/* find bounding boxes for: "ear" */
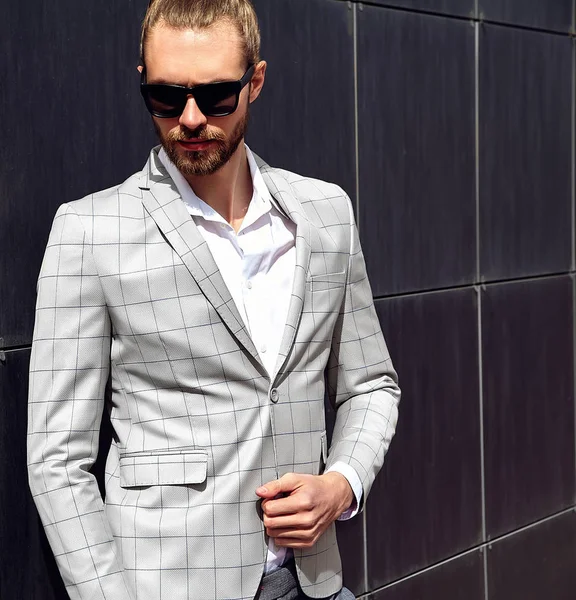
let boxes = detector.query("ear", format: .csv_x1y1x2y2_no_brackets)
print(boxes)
249,61,267,104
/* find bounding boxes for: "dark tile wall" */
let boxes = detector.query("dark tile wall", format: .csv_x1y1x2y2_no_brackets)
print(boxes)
368,288,482,588
369,551,485,600
479,0,574,32
337,517,367,597
0,350,68,600
488,511,576,600
249,0,357,202
357,6,476,296
482,276,575,538
0,0,155,347
2,1,575,599
479,24,572,281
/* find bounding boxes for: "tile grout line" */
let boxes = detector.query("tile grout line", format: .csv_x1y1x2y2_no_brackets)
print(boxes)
474,14,487,564
372,270,576,302
473,24,488,598
572,25,576,505
341,0,570,38
0,345,32,362
362,507,369,596
571,34,575,273
477,286,489,600
571,29,576,510
573,274,576,507
475,19,482,286
1,344,32,354
353,2,361,228
335,0,576,36
483,544,489,600
352,3,369,593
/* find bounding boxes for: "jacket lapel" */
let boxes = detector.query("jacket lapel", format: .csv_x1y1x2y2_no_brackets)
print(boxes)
256,157,312,378
138,150,262,367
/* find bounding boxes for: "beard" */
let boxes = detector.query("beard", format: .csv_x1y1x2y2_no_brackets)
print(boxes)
155,109,250,177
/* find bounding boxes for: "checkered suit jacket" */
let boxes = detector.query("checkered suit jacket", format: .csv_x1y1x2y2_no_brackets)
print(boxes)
28,147,400,600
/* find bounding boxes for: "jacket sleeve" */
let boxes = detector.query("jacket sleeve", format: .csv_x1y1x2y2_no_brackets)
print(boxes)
27,203,133,600
325,194,400,508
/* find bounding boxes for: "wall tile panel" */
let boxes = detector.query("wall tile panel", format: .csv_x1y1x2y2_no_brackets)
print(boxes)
0,349,67,600
336,518,366,597
368,288,482,588
0,0,155,347
479,25,572,280
369,551,484,600
488,511,576,600
479,0,573,32
357,8,476,296
482,276,575,538
249,0,356,202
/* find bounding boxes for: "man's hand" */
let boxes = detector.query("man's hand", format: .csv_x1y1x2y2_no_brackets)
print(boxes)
256,472,354,549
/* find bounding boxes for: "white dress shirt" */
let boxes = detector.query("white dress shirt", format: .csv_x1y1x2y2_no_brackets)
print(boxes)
159,146,362,573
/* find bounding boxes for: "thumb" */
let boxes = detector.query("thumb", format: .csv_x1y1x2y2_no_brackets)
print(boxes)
256,473,300,499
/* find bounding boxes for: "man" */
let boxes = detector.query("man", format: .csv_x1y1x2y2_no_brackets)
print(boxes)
27,1,400,599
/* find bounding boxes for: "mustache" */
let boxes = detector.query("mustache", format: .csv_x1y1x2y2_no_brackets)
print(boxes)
168,126,226,143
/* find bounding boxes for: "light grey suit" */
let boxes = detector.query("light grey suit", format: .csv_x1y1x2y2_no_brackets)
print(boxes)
27,148,400,600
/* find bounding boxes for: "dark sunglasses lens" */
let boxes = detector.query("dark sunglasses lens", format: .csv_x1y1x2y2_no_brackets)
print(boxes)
144,85,186,117
195,82,240,116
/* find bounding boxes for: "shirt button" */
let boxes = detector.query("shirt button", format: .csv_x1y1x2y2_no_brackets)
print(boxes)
270,388,279,403
246,280,253,290
261,345,267,354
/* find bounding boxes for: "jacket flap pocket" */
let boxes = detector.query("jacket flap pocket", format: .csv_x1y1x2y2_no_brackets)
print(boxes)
119,449,208,488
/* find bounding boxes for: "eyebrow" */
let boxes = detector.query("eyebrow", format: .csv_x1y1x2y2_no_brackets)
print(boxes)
148,79,222,87
145,72,242,87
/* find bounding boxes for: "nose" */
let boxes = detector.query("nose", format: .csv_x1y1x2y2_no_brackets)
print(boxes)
179,95,207,131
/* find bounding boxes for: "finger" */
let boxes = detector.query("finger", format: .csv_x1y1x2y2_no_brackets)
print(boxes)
256,473,301,499
264,511,317,531
262,492,313,517
267,526,315,539
271,536,318,549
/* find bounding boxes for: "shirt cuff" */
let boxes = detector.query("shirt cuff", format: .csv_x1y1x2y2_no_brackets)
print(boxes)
325,461,363,520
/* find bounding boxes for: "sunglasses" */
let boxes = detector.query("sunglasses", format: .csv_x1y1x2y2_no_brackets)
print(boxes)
140,65,255,118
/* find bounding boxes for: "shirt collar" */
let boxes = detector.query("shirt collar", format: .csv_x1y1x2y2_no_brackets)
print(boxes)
158,144,279,229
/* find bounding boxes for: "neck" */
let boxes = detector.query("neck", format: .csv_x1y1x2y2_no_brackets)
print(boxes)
184,143,253,232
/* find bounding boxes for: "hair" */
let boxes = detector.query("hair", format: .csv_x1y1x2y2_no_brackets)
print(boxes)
141,0,261,67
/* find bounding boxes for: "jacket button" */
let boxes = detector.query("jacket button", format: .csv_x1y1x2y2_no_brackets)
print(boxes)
270,388,279,403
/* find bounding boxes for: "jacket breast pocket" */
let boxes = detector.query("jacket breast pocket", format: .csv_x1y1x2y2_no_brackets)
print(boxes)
119,448,208,488
306,270,347,293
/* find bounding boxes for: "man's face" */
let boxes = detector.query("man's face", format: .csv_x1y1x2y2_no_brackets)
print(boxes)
143,22,264,177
